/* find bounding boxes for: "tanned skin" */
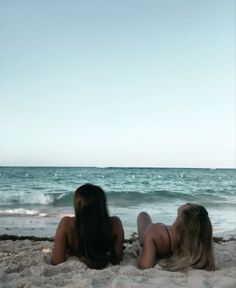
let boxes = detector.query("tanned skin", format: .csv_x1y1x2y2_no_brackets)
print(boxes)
51,216,124,265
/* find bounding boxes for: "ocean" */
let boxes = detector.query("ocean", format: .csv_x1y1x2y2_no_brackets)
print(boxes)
0,167,235,238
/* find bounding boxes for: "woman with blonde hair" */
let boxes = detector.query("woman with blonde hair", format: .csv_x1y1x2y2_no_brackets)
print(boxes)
51,183,124,269
137,203,215,271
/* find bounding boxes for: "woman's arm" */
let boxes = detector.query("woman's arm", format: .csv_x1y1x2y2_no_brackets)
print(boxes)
51,217,68,265
137,212,152,246
110,216,124,264
137,225,158,269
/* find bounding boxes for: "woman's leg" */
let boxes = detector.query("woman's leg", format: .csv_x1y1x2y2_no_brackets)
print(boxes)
137,212,152,246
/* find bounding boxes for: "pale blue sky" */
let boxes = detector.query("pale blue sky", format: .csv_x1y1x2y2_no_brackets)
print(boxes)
0,0,235,167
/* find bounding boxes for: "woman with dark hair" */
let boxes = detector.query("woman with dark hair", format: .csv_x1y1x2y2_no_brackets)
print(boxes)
137,203,215,271
51,184,124,269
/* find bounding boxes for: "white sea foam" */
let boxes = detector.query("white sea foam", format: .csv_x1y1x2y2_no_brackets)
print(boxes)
30,194,52,205
0,193,54,205
0,208,46,217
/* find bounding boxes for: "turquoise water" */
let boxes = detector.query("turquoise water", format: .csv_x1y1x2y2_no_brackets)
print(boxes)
0,167,235,238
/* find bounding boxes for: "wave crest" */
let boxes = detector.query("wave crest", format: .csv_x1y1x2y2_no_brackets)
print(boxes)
0,208,46,217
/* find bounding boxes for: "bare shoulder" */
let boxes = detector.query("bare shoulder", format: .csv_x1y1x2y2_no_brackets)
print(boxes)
56,216,74,233
147,223,164,233
143,223,170,256
59,216,74,225
109,216,124,235
110,216,122,226
143,224,166,244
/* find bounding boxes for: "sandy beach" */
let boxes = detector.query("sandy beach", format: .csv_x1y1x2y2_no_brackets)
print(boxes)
0,236,235,288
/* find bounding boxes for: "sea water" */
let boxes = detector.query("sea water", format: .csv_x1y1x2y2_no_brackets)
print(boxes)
0,167,235,238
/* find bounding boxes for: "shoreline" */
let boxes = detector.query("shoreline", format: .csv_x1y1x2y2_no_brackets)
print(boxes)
1,233,236,243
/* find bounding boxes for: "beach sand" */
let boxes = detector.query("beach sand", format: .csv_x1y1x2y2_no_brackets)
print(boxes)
0,236,235,288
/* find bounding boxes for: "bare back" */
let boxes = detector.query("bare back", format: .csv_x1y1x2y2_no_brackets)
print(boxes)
138,223,175,269
51,215,124,265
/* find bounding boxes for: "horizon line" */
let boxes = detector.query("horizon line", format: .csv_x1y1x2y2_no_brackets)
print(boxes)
0,165,235,170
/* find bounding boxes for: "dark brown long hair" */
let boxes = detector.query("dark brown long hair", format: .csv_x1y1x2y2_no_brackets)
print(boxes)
74,184,113,269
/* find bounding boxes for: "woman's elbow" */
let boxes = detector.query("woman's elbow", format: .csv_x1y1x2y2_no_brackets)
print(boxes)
51,258,59,265
51,258,58,265
110,253,122,265
51,256,65,266
138,262,147,270
137,259,153,270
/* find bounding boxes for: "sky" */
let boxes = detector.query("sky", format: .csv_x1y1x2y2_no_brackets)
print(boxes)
0,0,235,168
